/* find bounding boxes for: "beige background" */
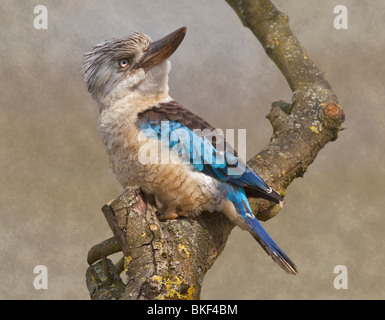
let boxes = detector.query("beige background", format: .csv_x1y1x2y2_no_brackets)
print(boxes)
1,0,384,299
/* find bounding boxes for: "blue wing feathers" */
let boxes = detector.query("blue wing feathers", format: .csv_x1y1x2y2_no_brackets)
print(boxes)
228,169,271,193
138,118,271,192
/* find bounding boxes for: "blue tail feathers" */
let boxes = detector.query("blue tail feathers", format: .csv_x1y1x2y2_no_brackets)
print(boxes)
243,213,298,275
222,184,298,275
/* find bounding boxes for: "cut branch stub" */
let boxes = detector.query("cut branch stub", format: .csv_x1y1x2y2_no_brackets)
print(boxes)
85,258,125,300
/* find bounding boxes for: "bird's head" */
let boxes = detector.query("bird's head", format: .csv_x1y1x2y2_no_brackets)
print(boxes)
82,27,187,109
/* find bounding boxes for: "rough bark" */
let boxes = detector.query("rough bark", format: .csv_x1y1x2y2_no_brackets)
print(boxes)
86,0,345,299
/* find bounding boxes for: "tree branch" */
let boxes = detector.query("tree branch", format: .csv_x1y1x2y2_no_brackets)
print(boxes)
86,0,345,299
226,0,344,220
87,188,233,300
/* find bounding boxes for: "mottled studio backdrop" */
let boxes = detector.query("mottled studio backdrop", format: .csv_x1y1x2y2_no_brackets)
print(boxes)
1,0,384,299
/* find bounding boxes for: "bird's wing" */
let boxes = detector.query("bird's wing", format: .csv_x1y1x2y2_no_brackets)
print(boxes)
136,100,283,204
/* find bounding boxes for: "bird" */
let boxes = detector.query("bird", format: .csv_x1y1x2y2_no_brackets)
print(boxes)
82,27,298,275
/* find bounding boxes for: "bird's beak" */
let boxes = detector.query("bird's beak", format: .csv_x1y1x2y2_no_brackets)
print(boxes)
131,27,187,72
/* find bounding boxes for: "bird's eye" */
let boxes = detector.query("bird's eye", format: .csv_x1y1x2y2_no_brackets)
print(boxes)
119,59,129,68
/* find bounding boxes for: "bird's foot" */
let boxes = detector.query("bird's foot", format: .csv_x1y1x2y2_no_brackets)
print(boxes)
157,206,179,221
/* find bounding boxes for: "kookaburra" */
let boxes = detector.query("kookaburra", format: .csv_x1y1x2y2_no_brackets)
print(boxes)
82,27,298,275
